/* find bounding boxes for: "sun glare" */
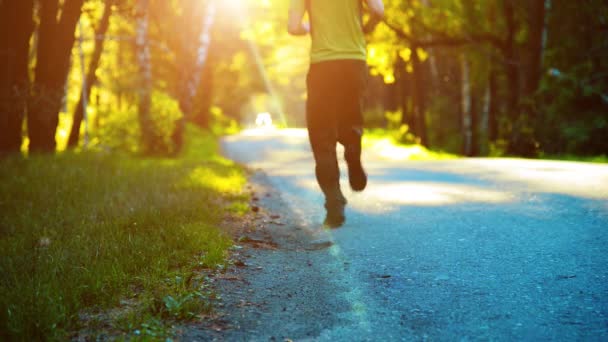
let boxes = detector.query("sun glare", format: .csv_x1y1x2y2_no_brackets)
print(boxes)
217,0,246,12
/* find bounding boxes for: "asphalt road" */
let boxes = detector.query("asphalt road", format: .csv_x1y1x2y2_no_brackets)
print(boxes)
185,128,608,341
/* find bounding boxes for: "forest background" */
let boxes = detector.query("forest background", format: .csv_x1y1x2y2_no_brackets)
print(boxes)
1,0,607,158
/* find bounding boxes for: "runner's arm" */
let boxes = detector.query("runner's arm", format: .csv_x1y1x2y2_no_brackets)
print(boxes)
287,0,310,36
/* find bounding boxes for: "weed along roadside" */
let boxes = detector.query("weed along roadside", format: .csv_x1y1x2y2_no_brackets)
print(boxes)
0,129,249,340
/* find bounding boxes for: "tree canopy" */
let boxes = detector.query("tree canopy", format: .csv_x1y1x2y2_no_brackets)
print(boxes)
0,0,606,157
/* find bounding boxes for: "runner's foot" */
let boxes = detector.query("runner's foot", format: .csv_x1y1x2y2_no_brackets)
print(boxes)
345,146,367,192
324,200,346,228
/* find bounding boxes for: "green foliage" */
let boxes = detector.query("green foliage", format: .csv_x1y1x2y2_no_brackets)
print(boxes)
532,0,608,156
162,290,209,320
384,110,421,145
149,90,184,154
362,0,607,157
91,106,141,153
425,96,462,154
209,106,241,136
0,126,246,340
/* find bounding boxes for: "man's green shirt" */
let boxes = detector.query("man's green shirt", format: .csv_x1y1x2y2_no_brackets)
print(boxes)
291,0,367,64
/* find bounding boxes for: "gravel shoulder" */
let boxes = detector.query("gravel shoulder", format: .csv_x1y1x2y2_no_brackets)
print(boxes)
182,171,354,341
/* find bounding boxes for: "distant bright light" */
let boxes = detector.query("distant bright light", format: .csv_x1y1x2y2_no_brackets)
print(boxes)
255,112,274,128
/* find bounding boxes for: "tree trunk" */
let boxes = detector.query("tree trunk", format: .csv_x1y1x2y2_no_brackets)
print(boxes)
67,0,114,148
487,65,499,142
517,0,546,155
0,0,35,155
503,0,519,125
470,80,479,156
502,0,537,156
481,77,490,154
411,45,428,146
190,58,214,129
135,0,155,154
395,55,411,129
420,0,438,92
503,0,540,156
400,62,415,133
28,0,85,153
523,0,546,100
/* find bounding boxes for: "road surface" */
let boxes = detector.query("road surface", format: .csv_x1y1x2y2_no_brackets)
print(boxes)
185,128,608,341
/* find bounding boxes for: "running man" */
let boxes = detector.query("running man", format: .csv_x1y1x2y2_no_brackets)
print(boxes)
288,0,385,228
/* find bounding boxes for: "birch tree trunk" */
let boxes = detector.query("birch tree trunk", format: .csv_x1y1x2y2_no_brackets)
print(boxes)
172,1,216,152
461,55,473,156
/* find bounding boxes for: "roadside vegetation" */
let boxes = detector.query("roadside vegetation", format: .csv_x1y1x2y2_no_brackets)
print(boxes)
364,128,458,161
535,153,607,164
365,127,607,163
0,127,247,340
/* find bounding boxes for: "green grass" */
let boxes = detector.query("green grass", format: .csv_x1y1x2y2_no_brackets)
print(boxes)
364,129,607,163
0,126,247,340
538,154,608,164
363,129,458,160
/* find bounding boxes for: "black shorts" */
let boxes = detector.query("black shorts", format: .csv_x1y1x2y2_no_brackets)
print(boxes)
306,59,367,144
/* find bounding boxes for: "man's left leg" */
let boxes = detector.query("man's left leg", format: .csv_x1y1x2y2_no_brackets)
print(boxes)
307,61,347,227
309,128,347,227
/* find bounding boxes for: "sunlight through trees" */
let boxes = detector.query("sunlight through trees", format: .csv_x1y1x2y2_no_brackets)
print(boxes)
0,0,606,157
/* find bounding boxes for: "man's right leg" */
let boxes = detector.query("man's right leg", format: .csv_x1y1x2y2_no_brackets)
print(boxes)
337,60,368,192
343,129,367,192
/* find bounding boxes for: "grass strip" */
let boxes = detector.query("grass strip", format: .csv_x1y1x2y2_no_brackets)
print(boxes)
0,127,247,340
538,154,608,164
364,129,607,163
363,129,458,161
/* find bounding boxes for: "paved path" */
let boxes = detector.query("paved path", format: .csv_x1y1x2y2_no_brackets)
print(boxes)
186,128,608,341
